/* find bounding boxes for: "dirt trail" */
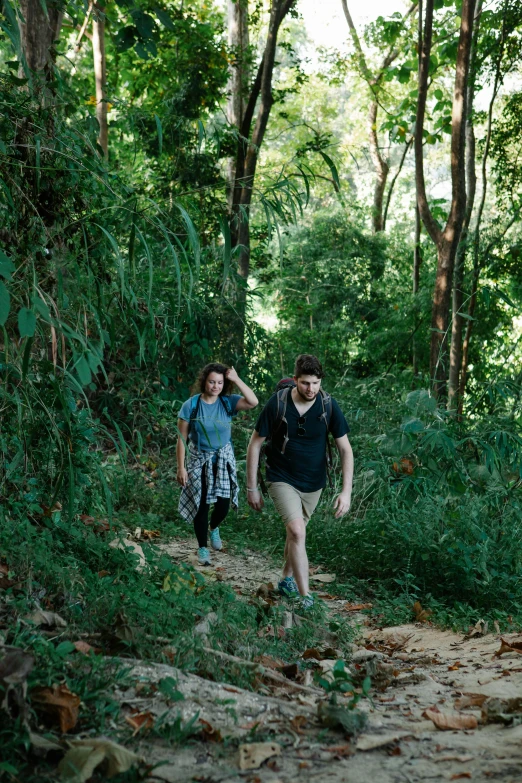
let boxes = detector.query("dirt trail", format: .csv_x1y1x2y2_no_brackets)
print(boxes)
124,538,522,782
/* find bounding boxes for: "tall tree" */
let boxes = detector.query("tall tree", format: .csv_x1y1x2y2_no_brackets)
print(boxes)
341,0,416,233
92,5,108,158
415,0,476,395
226,0,250,209
447,0,483,410
230,0,296,299
19,0,63,77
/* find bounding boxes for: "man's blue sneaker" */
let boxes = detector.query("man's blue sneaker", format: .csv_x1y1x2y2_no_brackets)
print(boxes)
278,576,299,597
209,527,223,551
300,594,315,611
198,547,211,566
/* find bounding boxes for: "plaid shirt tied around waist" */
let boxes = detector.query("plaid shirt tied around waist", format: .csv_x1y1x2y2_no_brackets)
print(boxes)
178,440,239,522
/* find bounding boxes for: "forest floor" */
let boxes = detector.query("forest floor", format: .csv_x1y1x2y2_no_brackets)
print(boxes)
117,537,522,783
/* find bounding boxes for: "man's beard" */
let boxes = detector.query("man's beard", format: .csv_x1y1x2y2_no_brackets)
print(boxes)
296,388,319,402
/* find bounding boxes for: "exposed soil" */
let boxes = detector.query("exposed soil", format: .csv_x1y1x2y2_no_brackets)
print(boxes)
122,538,522,782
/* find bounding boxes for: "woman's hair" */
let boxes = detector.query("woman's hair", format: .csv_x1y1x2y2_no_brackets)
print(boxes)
294,353,324,379
192,362,232,396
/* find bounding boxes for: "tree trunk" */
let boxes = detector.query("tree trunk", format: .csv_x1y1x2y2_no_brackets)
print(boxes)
368,100,389,233
19,0,63,77
231,0,295,281
412,203,422,376
92,7,108,159
458,6,508,412
415,0,476,396
226,0,249,210
447,0,482,410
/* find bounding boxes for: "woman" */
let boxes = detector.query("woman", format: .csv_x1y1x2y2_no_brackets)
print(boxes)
177,363,258,565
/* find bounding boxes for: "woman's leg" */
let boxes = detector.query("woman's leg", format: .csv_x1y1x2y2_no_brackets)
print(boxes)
193,474,210,548
210,496,230,530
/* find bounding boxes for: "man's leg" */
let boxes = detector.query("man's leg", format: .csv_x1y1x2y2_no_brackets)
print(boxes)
282,538,291,577
285,517,309,596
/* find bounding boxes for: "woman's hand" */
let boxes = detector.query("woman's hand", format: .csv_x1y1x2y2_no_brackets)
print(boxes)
226,366,240,385
177,467,188,487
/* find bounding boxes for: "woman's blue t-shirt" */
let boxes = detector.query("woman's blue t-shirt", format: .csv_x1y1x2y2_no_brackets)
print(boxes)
178,394,241,452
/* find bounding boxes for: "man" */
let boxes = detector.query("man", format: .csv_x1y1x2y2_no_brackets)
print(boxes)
246,354,353,609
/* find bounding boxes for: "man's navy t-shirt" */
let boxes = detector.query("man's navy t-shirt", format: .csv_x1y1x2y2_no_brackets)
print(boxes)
255,392,349,492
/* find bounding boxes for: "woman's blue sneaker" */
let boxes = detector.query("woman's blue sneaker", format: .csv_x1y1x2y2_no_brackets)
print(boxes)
300,594,315,611
198,547,211,566
209,527,223,551
278,576,299,597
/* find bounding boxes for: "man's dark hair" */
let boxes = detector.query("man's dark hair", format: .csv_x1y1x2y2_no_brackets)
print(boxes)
192,362,232,396
294,354,324,379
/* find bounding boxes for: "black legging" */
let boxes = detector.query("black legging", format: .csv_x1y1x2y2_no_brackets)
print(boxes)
193,468,230,548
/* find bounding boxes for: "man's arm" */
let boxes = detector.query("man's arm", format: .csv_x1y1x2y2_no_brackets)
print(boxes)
333,434,354,518
246,430,266,511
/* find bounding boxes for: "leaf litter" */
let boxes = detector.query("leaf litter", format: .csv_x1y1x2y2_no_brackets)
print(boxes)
24,535,522,782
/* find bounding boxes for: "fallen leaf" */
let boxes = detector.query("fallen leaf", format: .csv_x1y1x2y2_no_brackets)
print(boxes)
254,655,285,669
256,583,275,598
368,631,413,652
356,732,411,751
448,661,463,671
302,648,322,660
413,601,433,623
162,570,197,595
109,538,146,570
199,719,222,742
323,743,352,757
464,618,488,639
422,708,478,731
79,514,109,534
392,458,414,475
310,573,335,584
454,694,486,710
279,663,299,680
481,695,522,724
434,755,474,763
125,710,154,735
343,603,373,612
290,715,308,734
142,529,160,540
450,775,472,780
493,636,522,657
32,684,80,733
59,738,140,781
26,609,67,628
73,641,95,655
0,649,34,684
238,742,281,771
29,732,64,753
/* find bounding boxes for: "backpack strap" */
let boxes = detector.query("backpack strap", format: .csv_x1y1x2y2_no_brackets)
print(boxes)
273,386,290,454
319,389,334,488
188,394,202,434
219,395,233,417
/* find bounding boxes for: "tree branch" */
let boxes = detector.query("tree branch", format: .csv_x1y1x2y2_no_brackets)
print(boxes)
415,0,443,245
382,136,413,230
73,0,94,53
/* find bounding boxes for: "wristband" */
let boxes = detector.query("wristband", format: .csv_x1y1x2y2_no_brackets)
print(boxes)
247,487,259,492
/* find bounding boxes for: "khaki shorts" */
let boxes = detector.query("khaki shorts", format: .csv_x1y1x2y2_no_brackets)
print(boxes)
266,481,322,525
